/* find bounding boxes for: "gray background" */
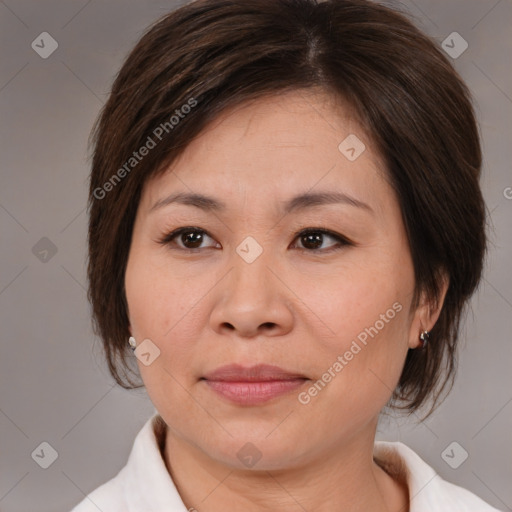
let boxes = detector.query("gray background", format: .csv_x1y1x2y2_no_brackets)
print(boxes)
1,0,511,511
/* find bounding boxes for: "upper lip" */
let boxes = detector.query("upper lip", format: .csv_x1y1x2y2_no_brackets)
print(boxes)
202,364,307,382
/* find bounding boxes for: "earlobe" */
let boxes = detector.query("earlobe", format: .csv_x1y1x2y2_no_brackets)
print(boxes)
419,330,430,349
408,272,450,349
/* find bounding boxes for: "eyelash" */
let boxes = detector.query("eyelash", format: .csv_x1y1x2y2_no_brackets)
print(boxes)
156,226,354,254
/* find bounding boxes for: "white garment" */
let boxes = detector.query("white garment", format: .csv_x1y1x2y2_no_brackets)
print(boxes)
70,413,502,512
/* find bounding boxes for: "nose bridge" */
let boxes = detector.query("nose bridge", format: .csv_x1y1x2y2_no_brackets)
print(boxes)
209,236,293,337
229,235,275,303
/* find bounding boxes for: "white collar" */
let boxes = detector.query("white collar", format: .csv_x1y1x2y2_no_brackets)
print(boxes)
72,413,501,512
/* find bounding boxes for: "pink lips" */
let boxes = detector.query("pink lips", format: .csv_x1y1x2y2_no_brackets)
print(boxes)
202,364,308,405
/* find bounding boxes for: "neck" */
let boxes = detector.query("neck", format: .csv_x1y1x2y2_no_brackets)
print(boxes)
159,419,408,512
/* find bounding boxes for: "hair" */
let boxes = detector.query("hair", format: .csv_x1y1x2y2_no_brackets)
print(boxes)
86,0,486,415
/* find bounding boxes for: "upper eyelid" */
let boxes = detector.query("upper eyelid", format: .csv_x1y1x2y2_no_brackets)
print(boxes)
158,226,352,249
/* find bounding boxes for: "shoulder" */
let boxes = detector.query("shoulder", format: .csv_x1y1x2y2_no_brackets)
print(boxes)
69,471,128,512
69,413,184,512
374,441,503,512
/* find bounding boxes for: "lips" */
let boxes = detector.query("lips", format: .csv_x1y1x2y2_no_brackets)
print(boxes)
201,364,309,405
202,363,307,382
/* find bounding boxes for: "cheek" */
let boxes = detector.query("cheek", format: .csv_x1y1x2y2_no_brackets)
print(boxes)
125,248,211,385
125,247,195,337
297,305,410,433
125,251,206,421
292,256,408,346
296,258,413,409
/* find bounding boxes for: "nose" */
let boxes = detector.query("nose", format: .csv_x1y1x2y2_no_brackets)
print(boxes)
209,248,294,339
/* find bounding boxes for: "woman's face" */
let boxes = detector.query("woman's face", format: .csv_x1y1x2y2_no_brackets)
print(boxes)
125,90,427,470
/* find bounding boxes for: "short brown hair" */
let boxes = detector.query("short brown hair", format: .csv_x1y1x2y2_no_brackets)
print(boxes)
87,0,486,414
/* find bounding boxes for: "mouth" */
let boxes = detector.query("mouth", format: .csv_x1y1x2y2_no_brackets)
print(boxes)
201,364,309,405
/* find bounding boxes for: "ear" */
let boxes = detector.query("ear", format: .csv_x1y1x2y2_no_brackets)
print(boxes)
408,271,450,349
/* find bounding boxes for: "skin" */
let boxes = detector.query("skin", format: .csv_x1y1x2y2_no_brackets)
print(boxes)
124,89,448,512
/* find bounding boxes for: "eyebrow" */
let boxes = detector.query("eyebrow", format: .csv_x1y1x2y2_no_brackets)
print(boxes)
149,191,373,215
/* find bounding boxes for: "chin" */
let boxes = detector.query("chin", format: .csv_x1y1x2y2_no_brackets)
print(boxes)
199,430,309,471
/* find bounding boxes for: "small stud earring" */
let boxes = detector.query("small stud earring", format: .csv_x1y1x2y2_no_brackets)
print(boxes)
419,330,430,349
128,336,137,351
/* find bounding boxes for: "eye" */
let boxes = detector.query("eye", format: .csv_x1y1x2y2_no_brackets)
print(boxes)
157,227,218,251
157,226,353,253
291,228,352,253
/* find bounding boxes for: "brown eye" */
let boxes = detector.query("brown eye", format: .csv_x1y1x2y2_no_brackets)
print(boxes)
178,230,206,249
158,227,218,250
298,232,325,250
157,226,352,254
292,228,352,253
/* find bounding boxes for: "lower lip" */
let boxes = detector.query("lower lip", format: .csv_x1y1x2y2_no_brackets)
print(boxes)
203,379,308,405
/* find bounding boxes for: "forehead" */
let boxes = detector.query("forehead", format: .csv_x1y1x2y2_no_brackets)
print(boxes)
142,90,389,215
